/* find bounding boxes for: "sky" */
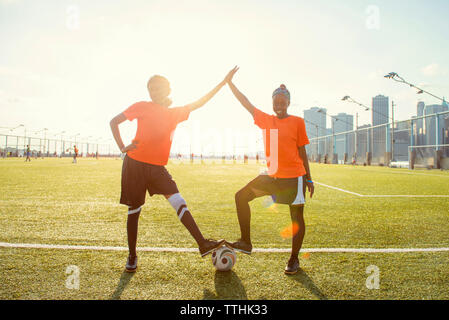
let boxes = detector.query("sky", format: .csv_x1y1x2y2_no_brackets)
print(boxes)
1,0,448,154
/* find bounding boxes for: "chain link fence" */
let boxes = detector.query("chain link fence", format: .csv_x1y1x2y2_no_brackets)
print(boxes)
307,110,449,169
0,134,119,158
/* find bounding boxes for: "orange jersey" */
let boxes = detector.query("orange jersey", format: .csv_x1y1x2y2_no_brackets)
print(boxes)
253,107,309,178
123,101,190,165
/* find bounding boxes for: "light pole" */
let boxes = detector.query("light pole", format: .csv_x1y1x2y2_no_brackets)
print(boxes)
342,95,393,121
58,131,66,156
73,133,80,147
343,96,384,165
317,108,353,164
44,128,48,156
95,137,103,157
384,72,447,103
343,95,396,165
10,124,24,156
34,128,45,156
23,126,27,150
86,136,93,155
342,96,373,164
304,118,327,162
391,101,396,162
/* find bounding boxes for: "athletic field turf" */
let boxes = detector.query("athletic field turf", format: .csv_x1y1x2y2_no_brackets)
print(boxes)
0,158,448,300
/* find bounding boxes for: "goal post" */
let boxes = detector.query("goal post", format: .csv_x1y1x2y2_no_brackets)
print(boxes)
409,144,449,170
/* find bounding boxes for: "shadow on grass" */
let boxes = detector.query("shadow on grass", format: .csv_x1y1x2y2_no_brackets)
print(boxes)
289,269,328,300
110,271,135,300
203,270,247,300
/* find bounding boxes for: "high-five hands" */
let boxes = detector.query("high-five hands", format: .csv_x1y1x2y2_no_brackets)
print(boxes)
224,66,239,84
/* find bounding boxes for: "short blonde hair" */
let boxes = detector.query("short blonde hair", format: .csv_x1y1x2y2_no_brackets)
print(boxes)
147,75,172,107
147,75,170,91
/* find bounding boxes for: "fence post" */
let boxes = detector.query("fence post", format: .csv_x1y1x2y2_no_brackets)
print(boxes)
435,114,441,169
409,119,415,170
385,124,391,166
435,114,440,150
354,128,357,164
332,130,337,164
366,127,371,165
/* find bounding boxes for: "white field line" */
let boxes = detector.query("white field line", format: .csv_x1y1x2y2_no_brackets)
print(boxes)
315,181,449,198
0,199,119,206
0,242,448,253
355,168,449,178
362,195,449,198
314,182,364,197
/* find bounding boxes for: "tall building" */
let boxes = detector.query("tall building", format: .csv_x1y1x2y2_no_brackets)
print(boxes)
372,95,389,126
394,120,411,161
417,101,425,116
444,113,449,149
424,103,449,145
332,113,354,133
416,101,425,145
303,107,327,137
303,107,327,155
331,113,354,161
357,124,371,160
372,95,389,163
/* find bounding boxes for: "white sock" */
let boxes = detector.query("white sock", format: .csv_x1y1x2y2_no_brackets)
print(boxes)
167,193,188,221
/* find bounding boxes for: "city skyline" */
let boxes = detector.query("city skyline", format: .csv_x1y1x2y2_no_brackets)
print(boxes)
1,0,449,152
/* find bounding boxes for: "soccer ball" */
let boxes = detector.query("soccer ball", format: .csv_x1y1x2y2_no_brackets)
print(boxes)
211,245,237,272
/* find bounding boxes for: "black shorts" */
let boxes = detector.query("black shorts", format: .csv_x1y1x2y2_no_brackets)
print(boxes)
120,155,179,208
244,174,306,205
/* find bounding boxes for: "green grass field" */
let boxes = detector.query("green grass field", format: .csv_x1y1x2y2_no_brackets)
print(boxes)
0,158,448,300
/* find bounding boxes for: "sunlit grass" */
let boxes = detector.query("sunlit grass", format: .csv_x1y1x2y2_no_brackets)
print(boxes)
0,158,448,299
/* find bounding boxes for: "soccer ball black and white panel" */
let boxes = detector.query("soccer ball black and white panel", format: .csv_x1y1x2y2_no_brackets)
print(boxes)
211,246,237,271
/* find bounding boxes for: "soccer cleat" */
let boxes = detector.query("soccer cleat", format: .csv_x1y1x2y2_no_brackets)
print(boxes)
226,239,252,255
284,256,300,275
125,255,138,273
199,239,226,257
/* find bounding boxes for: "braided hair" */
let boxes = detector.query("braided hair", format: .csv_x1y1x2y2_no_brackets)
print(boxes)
272,84,290,102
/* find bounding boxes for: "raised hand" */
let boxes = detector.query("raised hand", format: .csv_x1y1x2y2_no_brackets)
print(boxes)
224,66,239,84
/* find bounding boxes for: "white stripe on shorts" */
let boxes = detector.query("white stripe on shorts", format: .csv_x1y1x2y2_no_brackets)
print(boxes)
291,176,305,205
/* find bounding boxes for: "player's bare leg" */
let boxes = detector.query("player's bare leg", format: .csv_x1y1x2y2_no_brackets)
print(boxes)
125,207,141,272
229,187,270,254
285,204,305,274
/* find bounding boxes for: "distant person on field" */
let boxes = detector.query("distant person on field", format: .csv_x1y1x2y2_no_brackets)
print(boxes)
110,69,236,272
73,145,79,163
67,145,79,163
25,145,31,162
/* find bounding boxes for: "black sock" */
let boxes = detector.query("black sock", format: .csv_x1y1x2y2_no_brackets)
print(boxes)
290,205,305,259
127,211,140,257
235,190,253,244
